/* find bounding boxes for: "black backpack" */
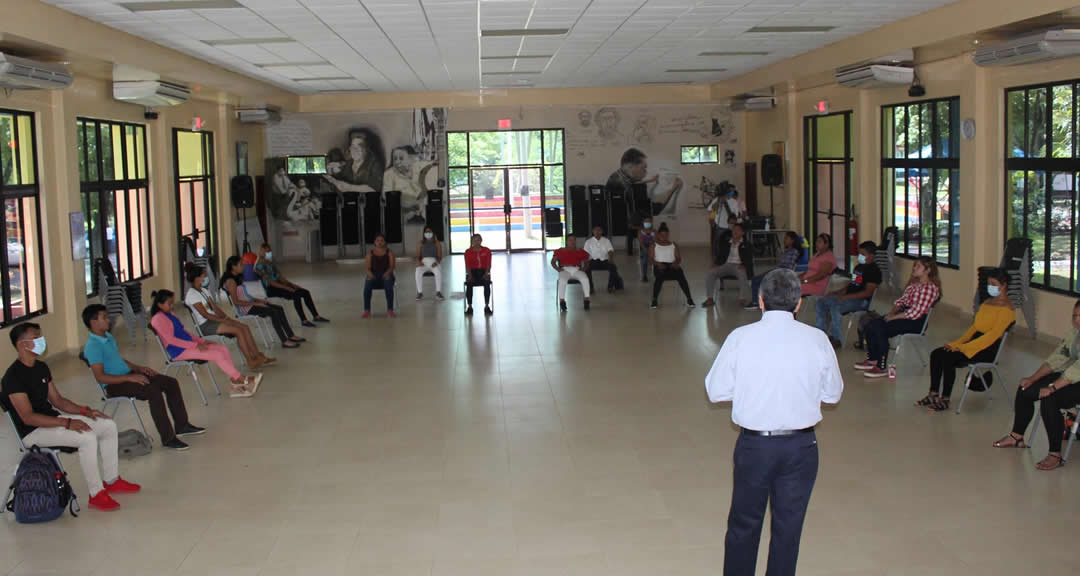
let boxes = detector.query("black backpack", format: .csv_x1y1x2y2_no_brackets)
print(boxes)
969,372,994,392
5,447,78,523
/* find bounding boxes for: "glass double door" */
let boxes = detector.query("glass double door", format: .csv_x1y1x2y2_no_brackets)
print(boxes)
463,167,543,251
804,112,853,270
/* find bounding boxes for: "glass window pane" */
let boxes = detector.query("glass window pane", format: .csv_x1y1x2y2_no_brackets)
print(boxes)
815,114,845,158
1027,170,1047,285
1049,172,1073,290
1008,170,1025,239
16,115,34,185
103,189,117,274
882,108,896,159
893,106,907,158
77,121,87,182
448,168,470,250
935,169,952,263
543,130,563,164
448,133,467,166
177,131,206,177
83,193,93,295
179,182,192,238
89,191,102,284
1029,88,1048,158
86,122,99,182
140,188,152,277
101,124,114,181
919,103,931,158
1052,85,1074,159
1008,90,1026,158
111,125,124,179
136,126,146,179
116,189,130,281
936,101,952,158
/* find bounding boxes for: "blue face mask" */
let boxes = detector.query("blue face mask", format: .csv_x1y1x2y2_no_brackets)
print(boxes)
987,285,1001,298
857,254,867,265
202,277,210,288
264,251,273,261
30,337,46,356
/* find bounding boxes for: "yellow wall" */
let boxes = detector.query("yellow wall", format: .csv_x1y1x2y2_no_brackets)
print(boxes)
0,77,262,367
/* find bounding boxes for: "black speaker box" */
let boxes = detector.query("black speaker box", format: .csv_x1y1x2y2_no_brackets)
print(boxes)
761,154,783,187
570,185,588,237
231,175,255,208
426,189,444,241
384,190,403,243
588,185,607,233
363,191,381,243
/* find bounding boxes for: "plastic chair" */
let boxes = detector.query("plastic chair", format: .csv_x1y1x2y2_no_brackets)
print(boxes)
1027,408,1079,462
954,327,1013,414
556,277,586,310
96,259,147,348
463,277,494,314
77,353,150,442
891,306,936,367
147,325,219,406
219,288,275,350
2,408,80,515
183,303,246,369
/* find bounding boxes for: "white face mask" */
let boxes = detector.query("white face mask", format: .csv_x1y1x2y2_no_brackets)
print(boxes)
264,251,273,261
643,222,653,229
857,254,867,265
424,232,433,240
202,277,210,288
987,285,1001,298
30,337,46,356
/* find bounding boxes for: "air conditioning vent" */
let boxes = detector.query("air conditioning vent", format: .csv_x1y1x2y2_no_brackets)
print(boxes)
0,52,73,90
112,80,190,107
236,107,281,124
835,64,913,89
730,96,775,111
974,28,1080,67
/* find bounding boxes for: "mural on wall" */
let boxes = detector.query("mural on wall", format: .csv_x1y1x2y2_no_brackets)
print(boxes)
267,159,324,223
711,107,737,143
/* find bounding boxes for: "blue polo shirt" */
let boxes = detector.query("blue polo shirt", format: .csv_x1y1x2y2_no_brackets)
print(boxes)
83,331,131,376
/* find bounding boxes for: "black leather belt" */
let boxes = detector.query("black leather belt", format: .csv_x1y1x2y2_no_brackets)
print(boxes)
741,427,814,437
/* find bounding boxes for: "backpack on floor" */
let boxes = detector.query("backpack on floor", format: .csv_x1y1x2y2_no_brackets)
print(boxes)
117,429,152,460
5,446,78,523
969,373,993,392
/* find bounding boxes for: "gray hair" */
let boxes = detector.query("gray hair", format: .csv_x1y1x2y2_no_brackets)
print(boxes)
760,268,801,312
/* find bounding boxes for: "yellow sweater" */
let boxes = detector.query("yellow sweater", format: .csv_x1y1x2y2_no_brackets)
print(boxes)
947,303,1016,359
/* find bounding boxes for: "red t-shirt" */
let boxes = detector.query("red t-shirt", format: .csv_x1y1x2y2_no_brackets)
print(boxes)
465,246,492,270
554,248,589,268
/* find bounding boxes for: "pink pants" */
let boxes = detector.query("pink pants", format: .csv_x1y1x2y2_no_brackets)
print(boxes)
176,343,242,380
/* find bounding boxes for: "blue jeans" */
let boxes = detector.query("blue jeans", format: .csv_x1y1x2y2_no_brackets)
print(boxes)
814,296,868,341
750,274,765,304
364,274,395,311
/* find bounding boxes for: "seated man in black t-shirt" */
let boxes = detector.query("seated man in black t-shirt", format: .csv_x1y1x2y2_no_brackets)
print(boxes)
0,322,141,512
814,241,881,346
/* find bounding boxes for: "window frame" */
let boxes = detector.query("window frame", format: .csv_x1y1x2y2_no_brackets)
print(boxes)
77,117,153,296
1004,79,1080,296
173,129,216,278
680,145,719,164
880,96,960,269
0,108,47,327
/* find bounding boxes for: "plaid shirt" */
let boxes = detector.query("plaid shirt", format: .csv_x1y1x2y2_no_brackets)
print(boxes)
778,247,800,270
895,282,939,320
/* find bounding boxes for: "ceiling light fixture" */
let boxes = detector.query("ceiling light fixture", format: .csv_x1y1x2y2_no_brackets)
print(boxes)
259,62,328,68
665,68,727,73
481,55,554,60
746,26,834,33
121,0,242,11
698,51,770,56
641,81,692,85
295,77,355,82
482,71,542,75
481,29,568,37
204,37,294,46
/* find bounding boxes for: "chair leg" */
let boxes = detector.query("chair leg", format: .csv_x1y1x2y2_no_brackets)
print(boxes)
2,468,16,512
954,369,975,414
1064,419,1078,462
129,399,151,443
187,365,208,406
204,364,221,396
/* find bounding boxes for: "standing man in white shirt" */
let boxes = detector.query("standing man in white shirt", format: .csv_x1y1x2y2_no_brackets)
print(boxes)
583,226,624,294
704,268,844,576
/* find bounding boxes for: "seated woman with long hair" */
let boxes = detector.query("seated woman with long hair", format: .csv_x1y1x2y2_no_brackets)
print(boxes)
855,256,941,378
799,233,837,297
149,290,260,397
916,268,1015,412
993,298,1080,471
184,262,275,369
221,256,304,349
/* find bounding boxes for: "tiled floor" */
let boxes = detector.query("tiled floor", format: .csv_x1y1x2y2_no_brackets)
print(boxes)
0,248,1076,575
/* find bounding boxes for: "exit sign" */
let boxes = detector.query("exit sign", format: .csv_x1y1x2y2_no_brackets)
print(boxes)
498,118,512,130
815,101,829,115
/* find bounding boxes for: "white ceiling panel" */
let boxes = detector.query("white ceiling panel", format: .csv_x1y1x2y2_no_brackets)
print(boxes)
50,0,960,92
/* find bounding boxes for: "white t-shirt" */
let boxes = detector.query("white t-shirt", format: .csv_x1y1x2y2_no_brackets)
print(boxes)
184,288,212,326
583,236,614,261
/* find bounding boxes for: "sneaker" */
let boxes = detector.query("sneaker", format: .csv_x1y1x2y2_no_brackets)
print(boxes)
701,298,715,308
387,310,396,318
361,311,371,319
853,341,865,350
583,300,591,310
105,477,141,494
88,491,121,511
175,424,206,436
416,293,423,300
465,307,474,316
853,360,876,371
302,320,317,328
864,366,890,379
560,300,567,312
163,438,190,451
484,307,493,316
687,300,696,308
314,317,330,323
650,300,658,309
436,292,445,301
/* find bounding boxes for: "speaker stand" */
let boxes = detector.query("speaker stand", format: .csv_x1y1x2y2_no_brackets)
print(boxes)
768,185,775,220
238,206,251,253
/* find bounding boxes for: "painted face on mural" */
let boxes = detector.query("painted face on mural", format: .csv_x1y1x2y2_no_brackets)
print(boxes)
392,148,414,175
272,167,291,195
349,134,368,164
628,160,648,181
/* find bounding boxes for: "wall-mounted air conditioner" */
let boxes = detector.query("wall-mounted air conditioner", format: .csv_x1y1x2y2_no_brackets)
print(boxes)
835,64,913,89
113,80,190,107
974,28,1080,67
236,106,281,124
730,97,775,111
0,52,72,90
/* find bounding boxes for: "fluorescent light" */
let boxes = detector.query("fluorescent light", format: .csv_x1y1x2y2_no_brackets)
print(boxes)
295,77,354,82
746,26,834,33
699,51,769,56
482,71,541,75
259,62,327,68
665,68,727,73
641,81,692,85
481,55,554,60
481,29,568,37
121,0,241,11
204,37,294,46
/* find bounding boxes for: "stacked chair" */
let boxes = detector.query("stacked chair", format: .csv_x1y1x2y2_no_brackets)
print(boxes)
95,258,147,348
974,237,1036,338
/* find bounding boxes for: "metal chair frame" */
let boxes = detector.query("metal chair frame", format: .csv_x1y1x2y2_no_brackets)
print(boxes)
954,330,1013,414
77,353,150,442
147,325,220,406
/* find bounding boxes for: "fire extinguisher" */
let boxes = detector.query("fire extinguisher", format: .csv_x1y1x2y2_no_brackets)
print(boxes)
847,204,859,256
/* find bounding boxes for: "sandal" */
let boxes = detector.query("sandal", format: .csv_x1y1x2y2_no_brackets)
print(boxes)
927,397,950,412
1035,453,1064,471
229,382,255,398
915,394,938,407
282,341,300,349
993,433,1027,449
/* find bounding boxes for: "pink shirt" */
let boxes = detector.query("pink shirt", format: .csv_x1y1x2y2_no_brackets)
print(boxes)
150,312,206,353
801,251,837,296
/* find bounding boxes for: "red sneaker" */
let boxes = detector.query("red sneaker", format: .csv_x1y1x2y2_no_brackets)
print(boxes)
864,366,890,379
88,490,121,511
387,310,396,318
105,477,141,494
361,311,371,319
